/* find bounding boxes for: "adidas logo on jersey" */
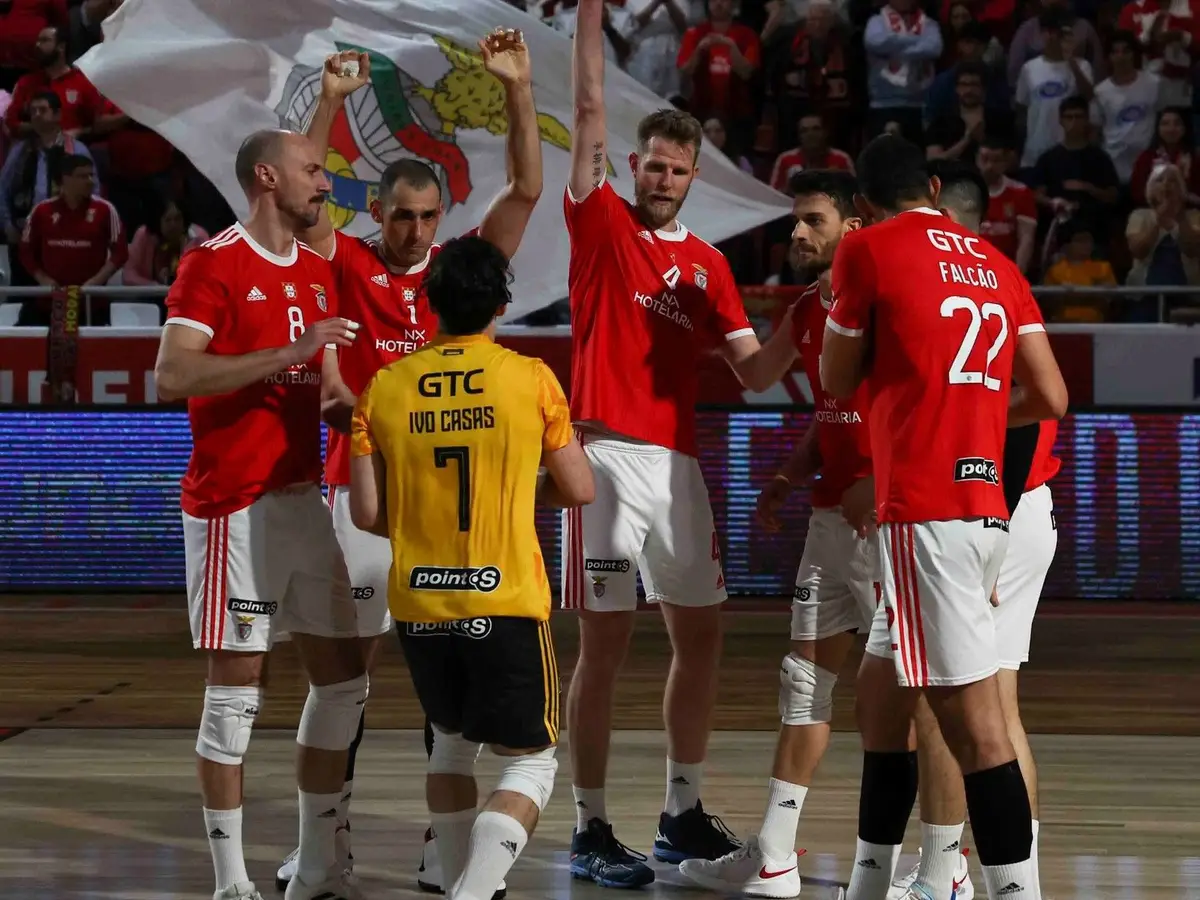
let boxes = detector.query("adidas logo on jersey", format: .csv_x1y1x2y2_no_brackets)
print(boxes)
371,273,389,287
246,286,266,302
638,229,654,243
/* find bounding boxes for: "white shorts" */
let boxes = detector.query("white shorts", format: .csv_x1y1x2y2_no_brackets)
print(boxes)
865,518,1009,688
183,485,357,653
560,436,727,612
791,507,880,641
994,485,1057,670
328,485,393,638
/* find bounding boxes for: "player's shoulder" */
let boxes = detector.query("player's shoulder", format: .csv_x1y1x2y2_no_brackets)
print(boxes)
1000,177,1033,197
27,196,58,220
679,225,731,266
87,194,120,217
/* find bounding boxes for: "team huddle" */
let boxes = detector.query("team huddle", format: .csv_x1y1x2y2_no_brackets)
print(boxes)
155,4,1068,900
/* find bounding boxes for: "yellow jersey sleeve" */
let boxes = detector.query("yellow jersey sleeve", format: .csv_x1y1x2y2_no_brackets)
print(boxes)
535,360,572,453
350,374,378,459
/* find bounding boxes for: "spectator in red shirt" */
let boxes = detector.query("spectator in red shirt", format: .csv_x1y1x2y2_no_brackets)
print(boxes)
768,113,855,191
18,153,126,326
677,0,761,131
0,0,67,92
5,25,104,137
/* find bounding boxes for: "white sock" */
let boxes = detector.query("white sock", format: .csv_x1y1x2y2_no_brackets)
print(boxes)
982,859,1036,899
665,759,703,816
451,810,528,900
204,807,249,891
845,838,902,900
1031,819,1041,896
431,808,477,894
758,778,807,860
297,789,341,884
338,779,353,823
573,786,606,831
913,821,964,898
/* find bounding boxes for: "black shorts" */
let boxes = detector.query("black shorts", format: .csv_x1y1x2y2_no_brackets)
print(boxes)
397,616,560,750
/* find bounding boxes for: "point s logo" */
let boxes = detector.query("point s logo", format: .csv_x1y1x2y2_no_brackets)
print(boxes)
953,456,999,485
409,565,502,593
417,369,485,398
927,228,988,260
405,618,493,639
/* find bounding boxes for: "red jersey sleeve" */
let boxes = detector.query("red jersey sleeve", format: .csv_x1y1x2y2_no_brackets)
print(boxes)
165,247,228,339
705,252,754,343
1014,187,1037,223
1013,278,1046,336
18,204,44,277
737,25,762,67
827,230,877,337
677,25,703,66
563,177,620,246
327,230,356,281
106,204,129,269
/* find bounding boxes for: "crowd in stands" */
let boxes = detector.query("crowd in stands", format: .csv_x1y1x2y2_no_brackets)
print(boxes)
2,0,1199,325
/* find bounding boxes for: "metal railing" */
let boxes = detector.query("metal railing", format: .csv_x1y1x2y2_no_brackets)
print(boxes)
1,283,1198,326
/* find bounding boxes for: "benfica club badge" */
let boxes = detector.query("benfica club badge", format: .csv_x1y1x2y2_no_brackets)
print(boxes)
311,284,328,312
235,615,255,642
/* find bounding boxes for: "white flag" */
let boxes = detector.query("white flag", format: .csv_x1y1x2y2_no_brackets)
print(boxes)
77,0,792,319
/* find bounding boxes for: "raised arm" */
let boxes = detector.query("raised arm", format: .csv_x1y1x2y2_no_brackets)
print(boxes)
476,28,543,261
300,50,372,258
570,0,609,203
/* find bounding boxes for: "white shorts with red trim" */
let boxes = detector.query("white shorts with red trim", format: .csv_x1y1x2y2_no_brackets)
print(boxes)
865,518,1008,687
791,507,880,641
560,436,727,612
994,485,1056,670
182,484,357,653
327,485,393,637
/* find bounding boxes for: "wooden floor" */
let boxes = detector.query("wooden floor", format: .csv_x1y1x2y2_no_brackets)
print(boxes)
1,601,1199,898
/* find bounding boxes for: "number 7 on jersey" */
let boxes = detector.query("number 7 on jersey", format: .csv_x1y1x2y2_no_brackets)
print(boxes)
434,446,471,531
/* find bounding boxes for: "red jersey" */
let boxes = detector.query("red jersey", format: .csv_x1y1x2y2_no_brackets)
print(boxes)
828,207,1046,524
979,178,1036,262
790,282,872,508
769,147,855,192
1119,0,1200,82
564,179,754,456
676,22,762,121
5,66,103,134
165,224,338,518
1026,419,1061,491
19,195,128,287
323,230,441,486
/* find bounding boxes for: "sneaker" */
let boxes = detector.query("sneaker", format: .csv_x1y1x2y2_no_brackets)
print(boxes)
888,848,975,900
214,883,264,900
283,871,366,900
417,828,507,899
678,834,802,899
653,800,741,863
276,825,355,890
570,817,656,889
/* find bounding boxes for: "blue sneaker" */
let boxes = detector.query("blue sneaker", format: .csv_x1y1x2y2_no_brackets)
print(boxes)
570,818,656,889
652,801,740,863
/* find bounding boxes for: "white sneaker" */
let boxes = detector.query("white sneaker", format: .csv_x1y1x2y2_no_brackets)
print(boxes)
214,882,264,900
284,870,367,900
276,825,355,890
678,834,802,899
888,848,975,900
417,829,508,897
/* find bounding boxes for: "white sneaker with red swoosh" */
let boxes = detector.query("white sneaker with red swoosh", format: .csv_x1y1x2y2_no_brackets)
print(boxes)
678,834,802,898
888,847,975,900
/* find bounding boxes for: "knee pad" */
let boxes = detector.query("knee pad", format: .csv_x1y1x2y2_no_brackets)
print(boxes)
779,653,838,726
428,724,482,775
495,746,558,811
297,674,368,751
196,685,262,765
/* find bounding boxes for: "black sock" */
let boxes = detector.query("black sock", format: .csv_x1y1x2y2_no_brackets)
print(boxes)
344,709,365,783
963,760,1033,866
858,750,919,845
424,716,435,759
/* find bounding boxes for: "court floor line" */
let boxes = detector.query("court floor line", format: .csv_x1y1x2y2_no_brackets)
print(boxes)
0,681,131,744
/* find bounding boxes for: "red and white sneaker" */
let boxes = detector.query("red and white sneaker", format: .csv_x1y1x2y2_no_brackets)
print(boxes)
678,834,802,899
888,847,975,900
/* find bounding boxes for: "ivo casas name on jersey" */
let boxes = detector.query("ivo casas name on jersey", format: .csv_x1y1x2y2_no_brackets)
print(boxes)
409,368,496,434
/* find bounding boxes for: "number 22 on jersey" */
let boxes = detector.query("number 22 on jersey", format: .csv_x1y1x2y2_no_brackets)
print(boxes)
941,295,1008,392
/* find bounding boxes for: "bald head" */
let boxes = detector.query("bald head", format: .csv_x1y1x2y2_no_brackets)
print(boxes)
235,129,291,192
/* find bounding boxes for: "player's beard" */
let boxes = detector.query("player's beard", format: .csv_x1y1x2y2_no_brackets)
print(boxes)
636,184,691,231
284,196,324,232
790,243,834,281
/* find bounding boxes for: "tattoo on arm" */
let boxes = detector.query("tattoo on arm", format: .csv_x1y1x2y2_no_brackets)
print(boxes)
591,142,604,187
